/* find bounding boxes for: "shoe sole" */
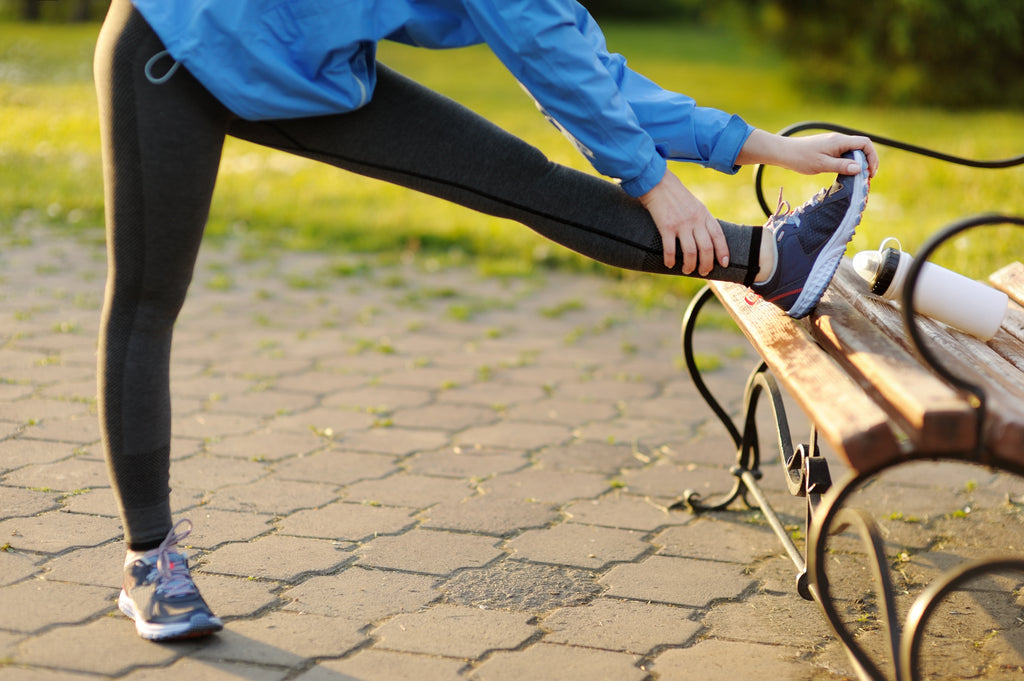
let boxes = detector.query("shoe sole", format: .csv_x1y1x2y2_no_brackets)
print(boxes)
786,150,869,319
119,589,224,641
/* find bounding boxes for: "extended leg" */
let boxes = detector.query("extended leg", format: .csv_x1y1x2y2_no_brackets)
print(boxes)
227,65,761,284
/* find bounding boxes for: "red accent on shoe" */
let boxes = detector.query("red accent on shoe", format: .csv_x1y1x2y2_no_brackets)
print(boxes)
764,287,803,304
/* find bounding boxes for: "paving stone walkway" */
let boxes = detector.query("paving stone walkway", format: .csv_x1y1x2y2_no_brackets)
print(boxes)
1,227,1023,681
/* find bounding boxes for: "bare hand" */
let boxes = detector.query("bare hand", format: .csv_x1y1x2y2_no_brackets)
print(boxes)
737,130,880,178
638,171,728,276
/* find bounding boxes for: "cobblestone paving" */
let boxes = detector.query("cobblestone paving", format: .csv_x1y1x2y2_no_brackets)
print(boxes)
2,228,1023,680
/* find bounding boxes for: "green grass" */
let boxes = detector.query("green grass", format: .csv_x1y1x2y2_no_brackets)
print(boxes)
2,20,1023,306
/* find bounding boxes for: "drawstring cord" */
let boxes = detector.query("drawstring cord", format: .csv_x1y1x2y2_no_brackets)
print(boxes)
145,50,181,85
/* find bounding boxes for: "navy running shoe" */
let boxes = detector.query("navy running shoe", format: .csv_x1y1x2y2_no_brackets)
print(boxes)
751,149,870,318
119,519,223,641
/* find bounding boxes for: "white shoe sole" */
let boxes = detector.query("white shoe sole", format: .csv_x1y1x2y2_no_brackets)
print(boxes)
119,589,223,641
787,150,869,319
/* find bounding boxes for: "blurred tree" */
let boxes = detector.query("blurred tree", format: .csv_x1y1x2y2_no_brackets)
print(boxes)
70,0,94,21
749,0,1024,108
20,0,41,20
580,0,704,20
11,0,108,21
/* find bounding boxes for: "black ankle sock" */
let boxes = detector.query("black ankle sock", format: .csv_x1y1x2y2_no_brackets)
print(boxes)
743,226,763,287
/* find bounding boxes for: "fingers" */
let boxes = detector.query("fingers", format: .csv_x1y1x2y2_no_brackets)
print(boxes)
660,229,676,270
831,134,879,178
640,170,729,277
859,140,880,177
680,231,698,276
709,217,729,270
678,215,728,277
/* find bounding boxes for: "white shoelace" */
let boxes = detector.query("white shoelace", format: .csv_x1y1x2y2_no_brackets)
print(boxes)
145,519,198,599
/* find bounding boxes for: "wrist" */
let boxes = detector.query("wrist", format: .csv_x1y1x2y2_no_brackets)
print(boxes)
621,154,668,198
735,129,788,168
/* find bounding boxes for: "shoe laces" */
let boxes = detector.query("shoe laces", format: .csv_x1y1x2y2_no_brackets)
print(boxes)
795,184,833,214
145,519,199,599
767,182,835,233
765,188,793,228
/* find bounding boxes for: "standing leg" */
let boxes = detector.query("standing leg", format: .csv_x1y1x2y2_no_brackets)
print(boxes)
95,0,228,642
227,64,761,284
95,0,231,550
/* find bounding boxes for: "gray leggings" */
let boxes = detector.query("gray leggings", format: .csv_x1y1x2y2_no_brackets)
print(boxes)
95,0,759,548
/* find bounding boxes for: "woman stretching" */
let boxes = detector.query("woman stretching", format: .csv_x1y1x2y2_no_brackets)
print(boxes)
94,0,877,641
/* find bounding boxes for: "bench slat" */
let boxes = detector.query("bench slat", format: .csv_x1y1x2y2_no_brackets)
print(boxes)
990,262,1024,346
833,263,1024,464
708,279,902,471
987,312,1024,373
990,261,1024,308
900,324,1024,464
832,265,1024,400
808,281,975,454
942,260,1024,465
994,302,1024,346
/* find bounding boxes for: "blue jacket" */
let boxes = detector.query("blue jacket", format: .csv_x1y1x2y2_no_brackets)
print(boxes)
131,0,753,197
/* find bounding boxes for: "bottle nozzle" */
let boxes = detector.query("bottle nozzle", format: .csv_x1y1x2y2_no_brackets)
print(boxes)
854,246,903,296
852,250,880,283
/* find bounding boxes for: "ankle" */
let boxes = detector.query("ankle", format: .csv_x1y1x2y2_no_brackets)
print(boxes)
125,549,149,566
754,235,777,284
125,541,163,566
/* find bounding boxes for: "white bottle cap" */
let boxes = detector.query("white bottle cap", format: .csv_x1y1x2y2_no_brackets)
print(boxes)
852,238,904,297
851,250,879,282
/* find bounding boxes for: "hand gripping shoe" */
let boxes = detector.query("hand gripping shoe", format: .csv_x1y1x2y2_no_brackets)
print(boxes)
751,149,870,319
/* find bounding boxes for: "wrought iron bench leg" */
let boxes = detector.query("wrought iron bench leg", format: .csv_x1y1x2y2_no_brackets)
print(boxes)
675,285,748,513
677,284,832,600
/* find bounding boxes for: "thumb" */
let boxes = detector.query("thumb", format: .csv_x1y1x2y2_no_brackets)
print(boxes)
832,154,864,176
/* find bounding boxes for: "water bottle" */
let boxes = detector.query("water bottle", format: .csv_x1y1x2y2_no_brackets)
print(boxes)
851,238,1008,341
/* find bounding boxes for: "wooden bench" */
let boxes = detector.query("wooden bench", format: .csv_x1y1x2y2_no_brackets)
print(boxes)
680,223,1024,680
708,258,1024,474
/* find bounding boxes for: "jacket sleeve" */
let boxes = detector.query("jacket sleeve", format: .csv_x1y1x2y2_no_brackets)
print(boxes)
460,0,753,197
